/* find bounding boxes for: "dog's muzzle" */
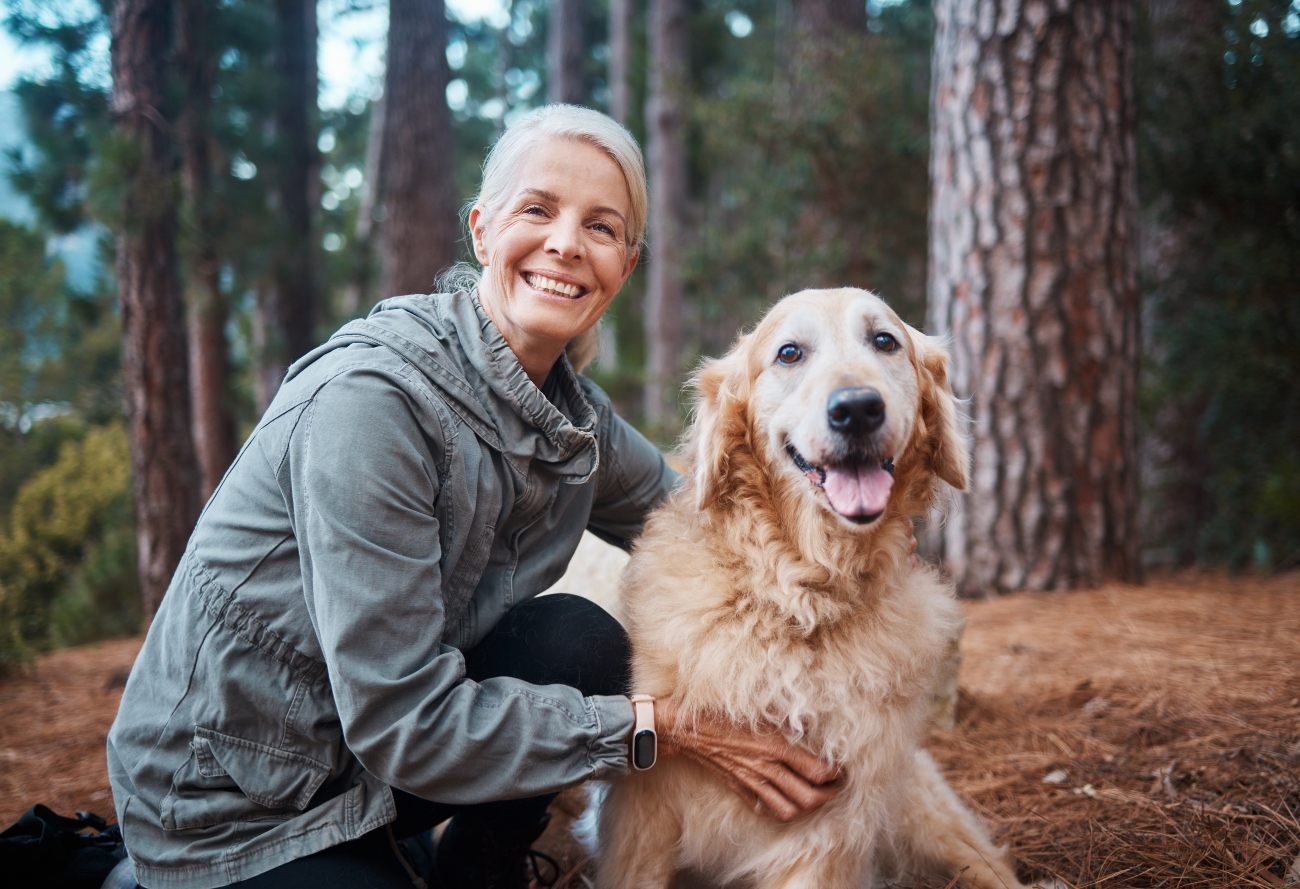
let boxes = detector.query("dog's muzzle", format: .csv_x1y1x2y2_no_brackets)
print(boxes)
787,443,895,525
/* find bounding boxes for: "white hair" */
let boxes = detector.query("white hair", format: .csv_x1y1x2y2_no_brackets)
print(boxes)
476,104,647,249
437,104,648,372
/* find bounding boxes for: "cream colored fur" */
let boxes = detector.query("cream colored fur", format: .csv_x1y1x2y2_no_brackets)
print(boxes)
598,289,1028,889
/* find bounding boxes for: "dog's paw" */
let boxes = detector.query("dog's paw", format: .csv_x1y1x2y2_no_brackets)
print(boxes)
570,780,608,859
1026,878,1070,889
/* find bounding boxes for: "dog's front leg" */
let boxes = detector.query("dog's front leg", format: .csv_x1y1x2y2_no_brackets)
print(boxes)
890,750,1025,889
596,773,683,889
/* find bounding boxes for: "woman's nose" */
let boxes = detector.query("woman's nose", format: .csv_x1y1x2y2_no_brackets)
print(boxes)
545,215,584,260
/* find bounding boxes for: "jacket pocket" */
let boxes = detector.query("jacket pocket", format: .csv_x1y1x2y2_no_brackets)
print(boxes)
160,726,331,831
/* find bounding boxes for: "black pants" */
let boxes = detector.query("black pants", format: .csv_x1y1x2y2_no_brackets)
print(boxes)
223,594,630,888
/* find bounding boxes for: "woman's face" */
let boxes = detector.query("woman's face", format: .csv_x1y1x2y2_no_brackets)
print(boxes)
471,137,638,375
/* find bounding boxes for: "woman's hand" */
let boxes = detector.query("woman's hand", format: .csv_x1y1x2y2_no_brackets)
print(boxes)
653,702,842,822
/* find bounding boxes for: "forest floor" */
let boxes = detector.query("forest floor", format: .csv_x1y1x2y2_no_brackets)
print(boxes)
1,571,1297,888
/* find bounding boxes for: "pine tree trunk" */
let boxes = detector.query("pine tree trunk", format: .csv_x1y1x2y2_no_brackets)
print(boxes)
607,0,632,123
643,0,688,429
270,0,318,369
179,0,236,501
378,0,460,297
548,0,585,105
110,0,201,617
927,0,1141,594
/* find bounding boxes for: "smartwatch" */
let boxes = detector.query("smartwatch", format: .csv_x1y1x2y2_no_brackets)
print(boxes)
629,694,657,770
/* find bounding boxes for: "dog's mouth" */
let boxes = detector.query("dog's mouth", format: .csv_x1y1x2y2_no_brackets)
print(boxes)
787,444,894,525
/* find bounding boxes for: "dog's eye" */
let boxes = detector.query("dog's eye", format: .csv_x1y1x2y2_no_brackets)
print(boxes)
873,332,899,353
776,343,803,365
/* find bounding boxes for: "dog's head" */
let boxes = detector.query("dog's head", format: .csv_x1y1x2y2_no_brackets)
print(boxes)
686,288,967,532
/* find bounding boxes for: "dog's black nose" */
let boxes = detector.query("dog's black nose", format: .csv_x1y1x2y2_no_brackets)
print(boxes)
827,387,885,436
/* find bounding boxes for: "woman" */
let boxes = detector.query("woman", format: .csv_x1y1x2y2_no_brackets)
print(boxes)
107,105,838,889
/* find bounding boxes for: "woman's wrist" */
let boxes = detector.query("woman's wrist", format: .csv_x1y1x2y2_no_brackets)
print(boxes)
629,694,658,770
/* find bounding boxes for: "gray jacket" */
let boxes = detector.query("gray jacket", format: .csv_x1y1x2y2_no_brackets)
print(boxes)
107,291,676,889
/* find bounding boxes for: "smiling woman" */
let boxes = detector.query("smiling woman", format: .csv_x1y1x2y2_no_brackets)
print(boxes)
469,139,639,384
447,105,648,382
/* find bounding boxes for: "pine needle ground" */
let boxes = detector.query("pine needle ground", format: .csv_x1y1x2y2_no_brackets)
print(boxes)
1,572,1296,888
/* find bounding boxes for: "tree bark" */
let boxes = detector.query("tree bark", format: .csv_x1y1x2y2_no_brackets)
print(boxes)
270,0,318,370
378,0,461,297
928,0,1141,594
607,0,631,123
643,0,688,429
178,0,236,501
548,0,586,105
110,0,201,617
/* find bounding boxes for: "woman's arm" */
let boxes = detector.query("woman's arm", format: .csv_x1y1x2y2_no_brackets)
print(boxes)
291,368,634,803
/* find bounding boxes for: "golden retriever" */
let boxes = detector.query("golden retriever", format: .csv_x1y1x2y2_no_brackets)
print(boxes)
598,288,1030,889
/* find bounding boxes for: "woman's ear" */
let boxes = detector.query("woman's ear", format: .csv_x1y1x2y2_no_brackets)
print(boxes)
686,342,752,511
909,327,969,491
469,206,490,265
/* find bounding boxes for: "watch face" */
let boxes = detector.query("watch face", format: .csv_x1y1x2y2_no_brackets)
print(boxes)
633,728,657,770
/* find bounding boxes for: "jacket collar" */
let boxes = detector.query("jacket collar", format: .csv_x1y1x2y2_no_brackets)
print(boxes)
316,291,599,482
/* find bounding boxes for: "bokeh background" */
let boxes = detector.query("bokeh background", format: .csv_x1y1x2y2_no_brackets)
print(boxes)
0,0,1296,666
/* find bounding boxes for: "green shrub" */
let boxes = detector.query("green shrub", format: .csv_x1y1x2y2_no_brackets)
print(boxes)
0,422,138,669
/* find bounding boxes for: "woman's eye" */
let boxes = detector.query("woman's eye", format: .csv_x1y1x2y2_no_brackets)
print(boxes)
776,343,803,365
523,205,547,216
591,221,615,236
873,332,898,353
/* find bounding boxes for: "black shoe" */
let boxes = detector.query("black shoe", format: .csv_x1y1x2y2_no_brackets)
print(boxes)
434,812,559,889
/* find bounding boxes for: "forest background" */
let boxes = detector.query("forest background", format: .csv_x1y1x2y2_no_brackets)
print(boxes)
0,0,1296,668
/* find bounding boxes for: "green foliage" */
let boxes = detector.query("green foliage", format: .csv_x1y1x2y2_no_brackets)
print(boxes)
587,1,933,429
3,2,110,235
687,2,933,356
1139,0,1300,569
0,217,122,506
0,211,125,672
0,423,137,670
0,219,67,410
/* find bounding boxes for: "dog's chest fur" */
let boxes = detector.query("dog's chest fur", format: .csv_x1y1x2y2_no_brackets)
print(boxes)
623,503,962,766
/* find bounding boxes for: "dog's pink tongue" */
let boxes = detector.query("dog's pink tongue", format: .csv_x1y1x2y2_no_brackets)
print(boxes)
822,465,893,518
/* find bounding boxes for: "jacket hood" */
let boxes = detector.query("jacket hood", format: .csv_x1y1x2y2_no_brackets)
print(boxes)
286,291,600,482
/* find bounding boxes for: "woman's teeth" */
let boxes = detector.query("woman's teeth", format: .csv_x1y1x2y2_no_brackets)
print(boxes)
524,272,584,298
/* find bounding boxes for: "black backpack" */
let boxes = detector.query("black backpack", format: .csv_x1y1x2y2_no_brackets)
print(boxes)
0,805,132,889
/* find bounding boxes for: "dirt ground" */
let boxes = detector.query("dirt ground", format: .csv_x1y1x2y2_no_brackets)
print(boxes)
1,571,1297,888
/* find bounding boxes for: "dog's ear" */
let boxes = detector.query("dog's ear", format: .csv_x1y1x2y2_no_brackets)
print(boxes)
686,342,752,511
909,327,969,491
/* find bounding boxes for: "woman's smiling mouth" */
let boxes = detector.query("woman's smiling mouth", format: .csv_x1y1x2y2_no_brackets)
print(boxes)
523,271,588,298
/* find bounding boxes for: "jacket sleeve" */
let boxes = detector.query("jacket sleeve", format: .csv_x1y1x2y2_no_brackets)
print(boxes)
291,368,632,804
